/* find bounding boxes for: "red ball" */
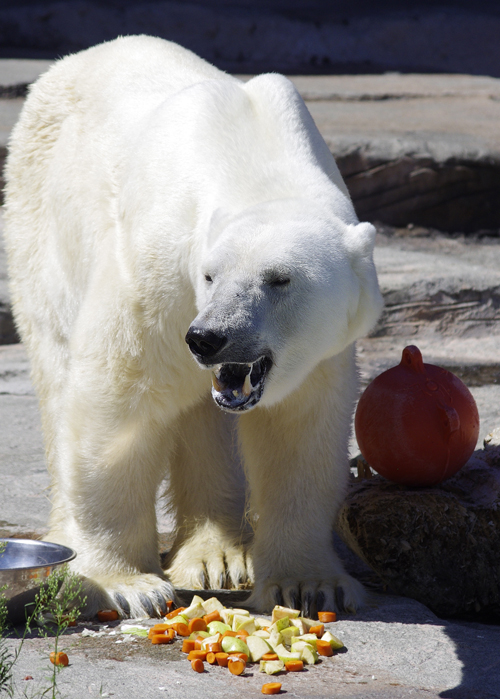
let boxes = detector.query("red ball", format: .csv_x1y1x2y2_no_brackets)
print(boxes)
355,345,480,486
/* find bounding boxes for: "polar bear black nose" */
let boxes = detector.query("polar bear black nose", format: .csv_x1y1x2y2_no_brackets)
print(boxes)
185,326,226,359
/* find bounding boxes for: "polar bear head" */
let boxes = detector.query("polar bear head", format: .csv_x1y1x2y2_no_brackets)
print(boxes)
186,199,382,412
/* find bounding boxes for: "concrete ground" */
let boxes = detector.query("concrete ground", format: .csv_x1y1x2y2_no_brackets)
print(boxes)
1,60,500,698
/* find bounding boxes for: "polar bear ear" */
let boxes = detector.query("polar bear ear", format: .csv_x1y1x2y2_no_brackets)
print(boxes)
343,221,376,258
344,222,384,344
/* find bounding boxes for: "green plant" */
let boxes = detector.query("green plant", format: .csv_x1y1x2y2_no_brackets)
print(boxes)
0,564,86,699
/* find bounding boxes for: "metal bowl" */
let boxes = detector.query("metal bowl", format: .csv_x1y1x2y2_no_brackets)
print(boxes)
0,538,76,623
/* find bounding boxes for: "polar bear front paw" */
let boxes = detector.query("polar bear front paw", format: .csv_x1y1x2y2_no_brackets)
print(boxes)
165,527,254,590
249,572,366,616
79,573,176,619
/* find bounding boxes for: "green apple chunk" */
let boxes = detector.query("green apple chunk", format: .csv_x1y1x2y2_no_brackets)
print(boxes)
201,597,225,614
181,603,206,620
281,626,300,646
321,631,344,649
253,630,271,639
166,615,188,626
274,644,302,662
271,606,300,623
268,629,283,650
232,615,257,635
221,636,250,656
188,630,210,640
301,646,319,665
207,621,231,635
292,633,318,650
259,660,285,675
246,635,272,662
270,616,290,633
255,618,271,630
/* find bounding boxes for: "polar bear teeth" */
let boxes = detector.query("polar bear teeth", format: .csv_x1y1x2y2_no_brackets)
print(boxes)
210,358,270,412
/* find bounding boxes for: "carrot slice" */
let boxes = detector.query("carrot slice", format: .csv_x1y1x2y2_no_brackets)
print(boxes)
316,640,334,656
215,652,229,667
167,629,175,640
182,639,196,653
188,650,208,661
191,658,204,673
228,657,246,675
309,624,325,637
262,653,279,661
285,660,304,672
262,683,282,695
151,633,173,645
228,652,248,663
205,642,222,653
188,617,208,634
152,623,170,632
222,630,237,638
194,636,206,650
49,652,69,667
317,611,337,623
236,629,249,638
97,609,119,622
165,600,174,612
171,622,190,637
203,610,222,624
206,652,217,665
166,607,186,619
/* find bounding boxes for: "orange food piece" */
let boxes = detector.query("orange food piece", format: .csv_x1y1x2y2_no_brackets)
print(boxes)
205,642,222,653
152,623,170,632
206,652,217,664
188,617,208,634
215,652,229,667
222,630,237,638
262,653,279,661
182,639,196,653
49,652,69,667
165,600,174,612
151,633,173,645
97,609,119,622
203,610,222,624
317,611,337,623
316,640,334,657
285,660,304,672
228,657,246,675
309,624,325,637
171,622,190,637
188,650,208,661
262,683,282,695
191,658,204,673
228,652,248,663
194,636,205,650
166,607,186,620
236,629,249,638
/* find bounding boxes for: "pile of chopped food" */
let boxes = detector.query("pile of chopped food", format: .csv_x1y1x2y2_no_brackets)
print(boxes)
137,594,344,692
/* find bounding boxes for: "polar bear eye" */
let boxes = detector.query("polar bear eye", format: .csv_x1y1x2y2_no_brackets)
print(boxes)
204,274,213,283
268,275,290,288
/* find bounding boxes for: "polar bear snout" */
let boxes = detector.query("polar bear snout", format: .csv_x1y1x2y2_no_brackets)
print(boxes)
185,325,227,361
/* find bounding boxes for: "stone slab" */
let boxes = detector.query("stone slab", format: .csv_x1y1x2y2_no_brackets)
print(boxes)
3,593,499,698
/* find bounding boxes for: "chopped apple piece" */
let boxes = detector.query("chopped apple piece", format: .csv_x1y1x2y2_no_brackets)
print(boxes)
246,635,272,662
201,597,225,614
321,631,344,649
259,659,285,675
271,606,300,623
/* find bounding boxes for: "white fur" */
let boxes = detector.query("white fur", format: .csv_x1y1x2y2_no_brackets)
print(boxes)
4,35,382,617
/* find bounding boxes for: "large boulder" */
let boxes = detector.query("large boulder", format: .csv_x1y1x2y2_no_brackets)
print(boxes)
337,434,500,619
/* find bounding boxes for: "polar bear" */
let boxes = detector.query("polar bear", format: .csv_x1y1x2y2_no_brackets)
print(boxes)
4,35,382,617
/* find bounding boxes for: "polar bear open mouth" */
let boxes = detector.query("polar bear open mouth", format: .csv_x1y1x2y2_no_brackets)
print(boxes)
211,356,272,412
